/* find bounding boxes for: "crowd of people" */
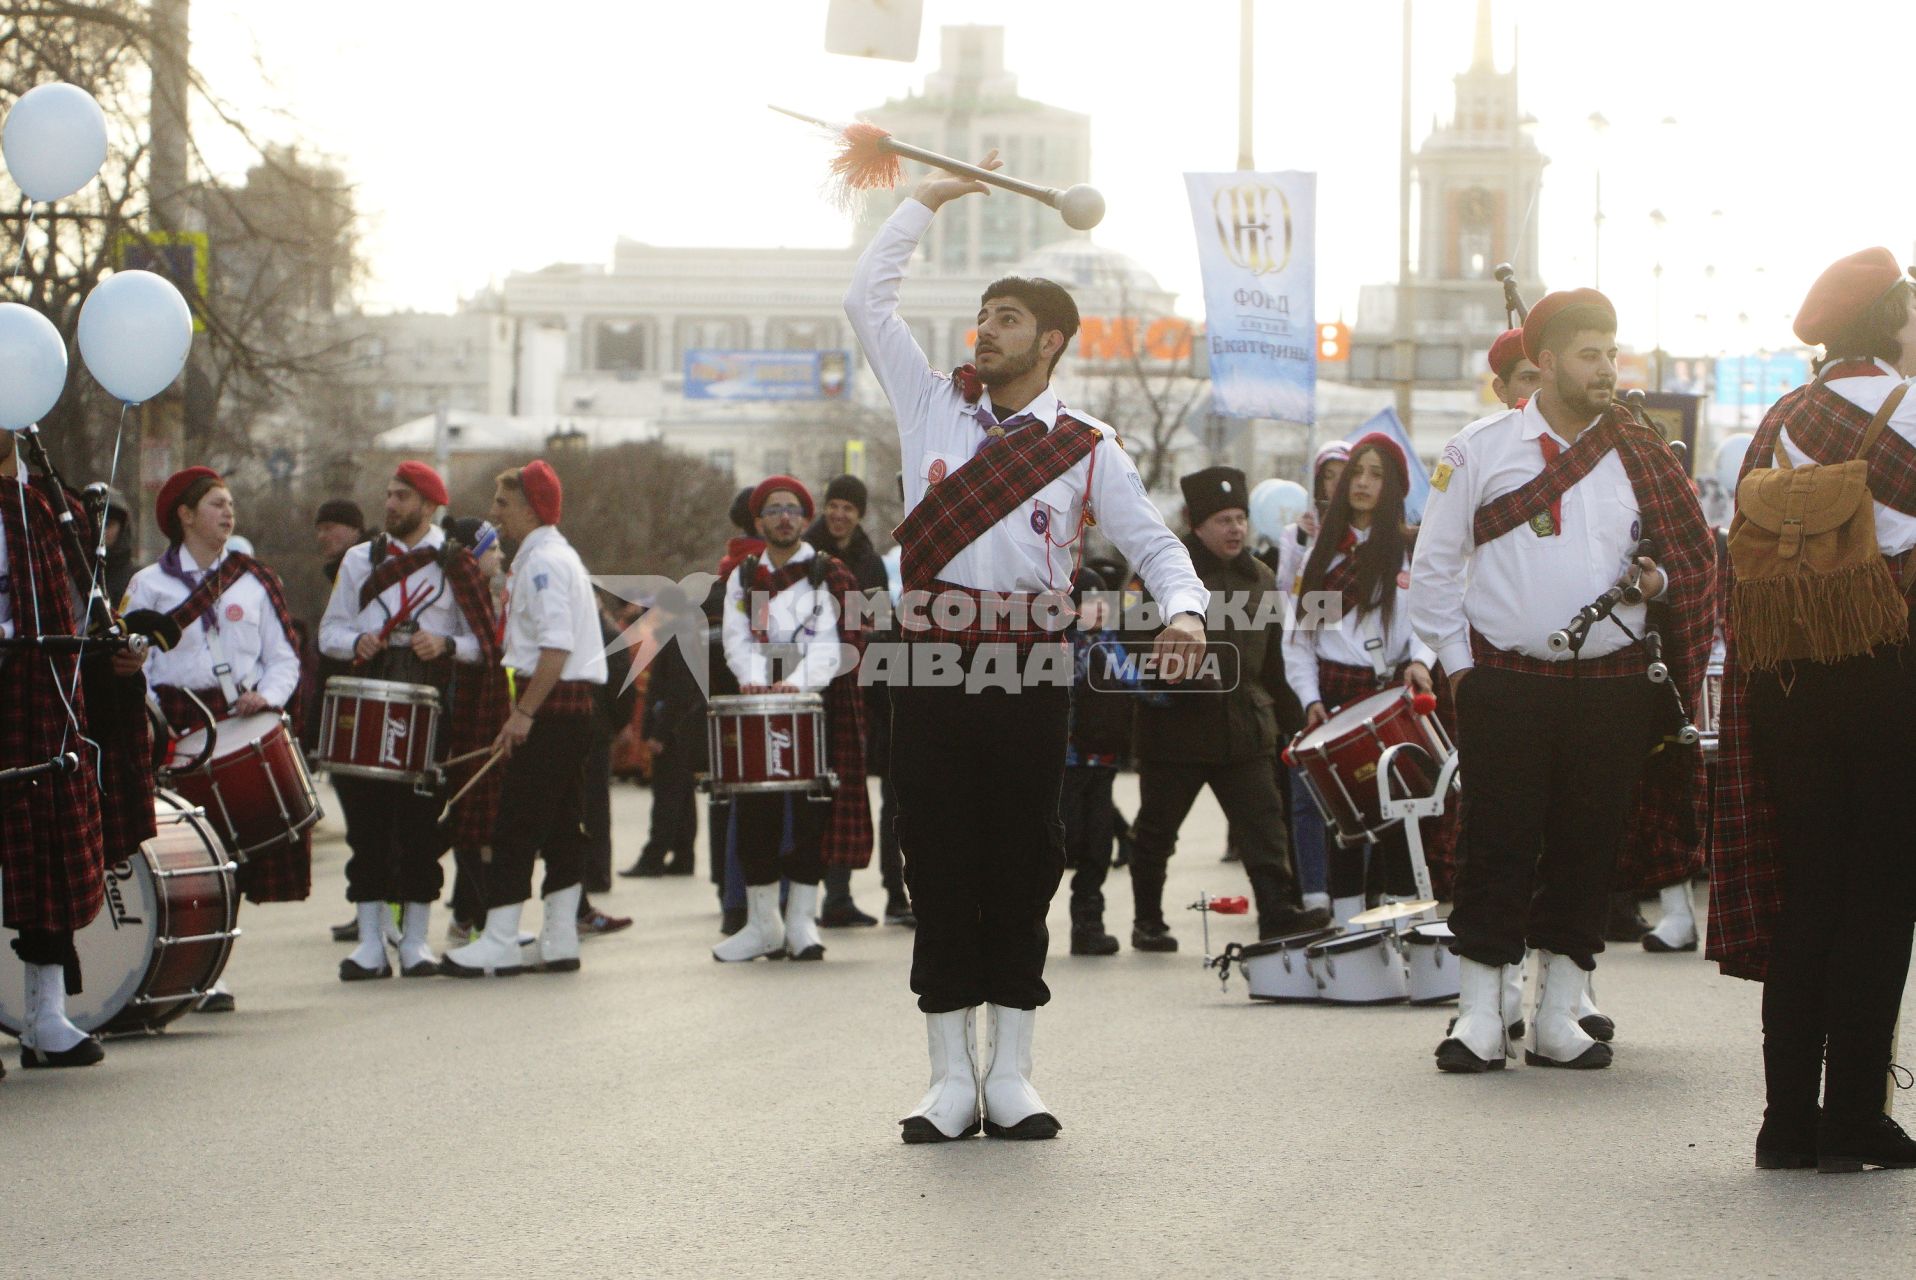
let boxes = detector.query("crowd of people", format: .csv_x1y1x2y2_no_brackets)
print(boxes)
4,161,1914,1172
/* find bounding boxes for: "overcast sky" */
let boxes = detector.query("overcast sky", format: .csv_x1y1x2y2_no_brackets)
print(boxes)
190,0,1915,358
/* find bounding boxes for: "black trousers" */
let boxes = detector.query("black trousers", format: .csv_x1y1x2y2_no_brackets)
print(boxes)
1750,647,1916,1120
893,682,1069,1013
485,713,592,908
1327,825,1417,900
1129,754,1296,929
1061,765,1117,925
336,776,444,905
733,791,826,886
449,846,487,924
582,725,614,894
1449,667,1657,969
641,749,700,868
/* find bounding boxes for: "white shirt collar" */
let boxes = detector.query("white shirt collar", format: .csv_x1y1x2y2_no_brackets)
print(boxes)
1519,396,1599,449
510,523,559,571
390,524,446,553
177,544,226,574
978,384,1061,430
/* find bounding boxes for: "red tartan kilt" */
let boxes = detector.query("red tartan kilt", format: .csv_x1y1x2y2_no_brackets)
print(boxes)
0,668,107,933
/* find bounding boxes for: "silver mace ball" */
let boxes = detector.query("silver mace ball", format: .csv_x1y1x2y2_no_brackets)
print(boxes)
1056,184,1106,231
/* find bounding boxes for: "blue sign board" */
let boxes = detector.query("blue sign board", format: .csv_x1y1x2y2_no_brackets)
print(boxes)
683,350,853,401
1713,352,1810,408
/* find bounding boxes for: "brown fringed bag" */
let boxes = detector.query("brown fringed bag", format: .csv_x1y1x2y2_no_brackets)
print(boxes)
1729,382,1911,669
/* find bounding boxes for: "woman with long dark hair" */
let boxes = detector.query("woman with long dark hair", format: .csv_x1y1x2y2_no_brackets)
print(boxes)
1284,433,1434,921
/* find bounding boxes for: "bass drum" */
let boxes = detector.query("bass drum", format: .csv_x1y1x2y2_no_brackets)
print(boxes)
0,790,238,1037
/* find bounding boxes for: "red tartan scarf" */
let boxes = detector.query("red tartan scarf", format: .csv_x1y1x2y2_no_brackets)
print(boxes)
358,538,440,610
1708,374,1913,980
440,546,509,850
1318,546,1364,617
0,475,107,933
738,550,872,868
1471,405,1717,846
895,413,1101,593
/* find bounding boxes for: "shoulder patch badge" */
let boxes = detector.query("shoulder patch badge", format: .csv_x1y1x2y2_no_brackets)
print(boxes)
1430,462,1453,493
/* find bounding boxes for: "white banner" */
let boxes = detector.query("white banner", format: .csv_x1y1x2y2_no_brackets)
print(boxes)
1184,171,1316,423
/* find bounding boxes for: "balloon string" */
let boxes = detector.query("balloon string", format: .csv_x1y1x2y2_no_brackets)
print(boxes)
10,199,36,283
54,402,128,762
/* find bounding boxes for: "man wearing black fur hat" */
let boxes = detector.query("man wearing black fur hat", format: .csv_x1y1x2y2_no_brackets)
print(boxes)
1128,466,1326,947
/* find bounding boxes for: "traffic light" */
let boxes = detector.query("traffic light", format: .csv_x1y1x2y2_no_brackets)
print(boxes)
1317,322,1350,363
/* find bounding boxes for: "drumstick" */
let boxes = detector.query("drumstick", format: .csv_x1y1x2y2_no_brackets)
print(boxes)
438,745,506,822
438,745,498,770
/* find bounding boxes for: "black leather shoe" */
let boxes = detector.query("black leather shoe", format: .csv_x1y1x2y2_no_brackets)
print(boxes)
883,893,916,927
1525,1042,1614,1069
662,853,695,876
1604,891,1651,942
1131,923,1178,953
619,856,666,878
1580,1013,1617,1043
400,959,440,978
1070,925,1120,956
1434,1038,1505,1073
21,1037,105,1069
1755,1108,1820,1170
1261,905,1333,936
820,902,878,928
1817,1111,1916,1172
330,918,358,942
339,956,392,982
195,990,236,1013
984,1112,1062,1140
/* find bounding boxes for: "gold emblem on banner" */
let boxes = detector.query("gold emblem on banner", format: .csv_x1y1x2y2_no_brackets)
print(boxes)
1212,184,1293,276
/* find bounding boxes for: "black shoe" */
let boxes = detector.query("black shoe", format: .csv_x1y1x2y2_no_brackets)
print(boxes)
1755,1108,1820,1170
1260,905,1333,937
720,907,747,936
1070,924,1120,956
1434,1038,1505,1074
330,917,358,942
620,855,666,878
1525,1042,1614,1069
339,956,392,982
20,1037,105,1069
900,1114,980,1144
984,1112,1062,1140
662,853,696,876
788,943,827,962
1642,931,1698,953
883,893,917,927
1604,891,1650,943
1817,1111,1916,1172
820,901,878,928
400,959,440,978
1131,923,1178,953
1580,1013,1617,1043
196,990,236,1014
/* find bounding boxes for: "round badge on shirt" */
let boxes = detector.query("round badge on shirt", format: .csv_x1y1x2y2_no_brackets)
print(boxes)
1630,519,1641,542
225,603,245,623
928,459,947,484
1030,506,1050,536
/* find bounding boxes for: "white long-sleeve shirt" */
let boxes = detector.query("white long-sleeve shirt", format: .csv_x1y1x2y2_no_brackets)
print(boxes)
123,545,300,708
1284,526,1435,708
845,198,1208,622
1777,359,1916,556
1410,399,1662,674
500,524,607,683
318,525,478,666
721,543,843,692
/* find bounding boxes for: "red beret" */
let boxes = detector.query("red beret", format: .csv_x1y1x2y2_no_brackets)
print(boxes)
1349,432,1409,494
520,459,562,526
155,466,222,541
393,460,448,507
1521,288,1617,364
750,475,813,520
1794,247,1905,346
1488,328,1528,380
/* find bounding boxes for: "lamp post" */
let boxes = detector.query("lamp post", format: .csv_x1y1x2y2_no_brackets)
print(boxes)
1649,208,1667,391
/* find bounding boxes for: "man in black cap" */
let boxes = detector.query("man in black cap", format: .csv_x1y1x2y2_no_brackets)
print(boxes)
312,496,373,943
805,472,903,927
1127,466,1325,947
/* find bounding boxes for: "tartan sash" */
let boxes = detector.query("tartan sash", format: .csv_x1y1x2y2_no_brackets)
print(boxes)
358,539,440,612
163,550,305,734
895,415,1101,592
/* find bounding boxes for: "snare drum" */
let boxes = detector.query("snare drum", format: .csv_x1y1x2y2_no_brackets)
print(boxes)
1288,687,1454,848
1306,927,1410,1005
1238,926,1340,1002
0,791,238,1037
319,676,443,784
704,693,833,797
167,713,321,859
1403,921,1460,1005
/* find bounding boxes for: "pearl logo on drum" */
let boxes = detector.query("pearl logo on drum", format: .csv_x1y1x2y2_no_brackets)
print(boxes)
767,727,793,778
379,711,410,767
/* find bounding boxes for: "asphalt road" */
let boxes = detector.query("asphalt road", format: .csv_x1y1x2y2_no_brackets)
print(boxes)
4,775,1912,1278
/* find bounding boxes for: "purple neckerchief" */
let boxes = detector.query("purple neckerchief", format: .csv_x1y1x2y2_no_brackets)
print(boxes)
159,543,223,631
